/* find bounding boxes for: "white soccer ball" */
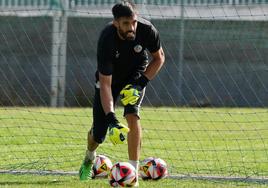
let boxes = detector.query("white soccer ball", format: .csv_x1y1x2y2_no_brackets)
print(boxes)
140,157,168,180
92,155,113,178
109,162,137,187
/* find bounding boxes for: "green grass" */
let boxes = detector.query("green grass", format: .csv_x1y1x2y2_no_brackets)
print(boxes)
0,107,268,187
1,174,268,188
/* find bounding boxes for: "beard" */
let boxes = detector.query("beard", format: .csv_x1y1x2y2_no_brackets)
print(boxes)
118,27,136,41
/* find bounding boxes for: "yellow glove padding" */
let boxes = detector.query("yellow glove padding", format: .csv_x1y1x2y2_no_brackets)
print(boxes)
120,84,141,106
108,123,130,145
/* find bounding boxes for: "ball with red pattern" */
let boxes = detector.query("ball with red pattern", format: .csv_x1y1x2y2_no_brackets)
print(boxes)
92,155,113,178
109,162,137,187
140,157,168,180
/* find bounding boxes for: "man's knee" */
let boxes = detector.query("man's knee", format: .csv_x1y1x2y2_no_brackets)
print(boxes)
89,128,106,144
125,113,140,121
125,113,141,131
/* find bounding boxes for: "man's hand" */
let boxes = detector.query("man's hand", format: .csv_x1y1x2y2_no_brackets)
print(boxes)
120,84,141,106
108,123,129,145
106,112,129,145
120,74,149,106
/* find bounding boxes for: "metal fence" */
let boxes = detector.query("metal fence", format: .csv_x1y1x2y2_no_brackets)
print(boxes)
0,0,267,9
0,0,51,9
69,0,268,6
0,0,267,107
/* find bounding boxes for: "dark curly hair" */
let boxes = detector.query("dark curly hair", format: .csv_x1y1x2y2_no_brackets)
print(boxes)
112,0,137,19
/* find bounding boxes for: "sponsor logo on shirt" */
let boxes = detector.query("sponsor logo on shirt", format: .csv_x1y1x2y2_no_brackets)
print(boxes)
134,44,142,53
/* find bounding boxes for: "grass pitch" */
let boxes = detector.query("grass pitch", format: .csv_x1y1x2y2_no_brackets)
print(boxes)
0,107,268,187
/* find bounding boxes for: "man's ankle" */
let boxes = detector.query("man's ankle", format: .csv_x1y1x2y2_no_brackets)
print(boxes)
84,150,96,164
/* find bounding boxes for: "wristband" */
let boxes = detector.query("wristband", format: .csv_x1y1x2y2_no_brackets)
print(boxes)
106,112,119,124
132,74,149,89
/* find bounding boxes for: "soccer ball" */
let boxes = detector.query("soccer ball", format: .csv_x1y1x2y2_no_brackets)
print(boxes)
140,157,168,180
92,155,113,178
109,162,137,187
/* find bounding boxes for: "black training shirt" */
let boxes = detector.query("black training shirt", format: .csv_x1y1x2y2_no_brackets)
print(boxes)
96,17,161,89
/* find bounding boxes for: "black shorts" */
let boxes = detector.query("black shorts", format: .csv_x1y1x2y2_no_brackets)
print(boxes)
91,85,145,144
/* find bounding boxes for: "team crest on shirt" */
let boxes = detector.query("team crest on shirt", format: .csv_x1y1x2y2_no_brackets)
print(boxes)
134,44,142,53
115,50,120,58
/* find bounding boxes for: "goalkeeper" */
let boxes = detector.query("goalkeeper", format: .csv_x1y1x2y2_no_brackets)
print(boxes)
79,0,165,182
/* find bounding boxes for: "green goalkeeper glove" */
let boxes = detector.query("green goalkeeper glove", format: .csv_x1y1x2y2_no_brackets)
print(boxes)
106,112,129,145
120,84,141,106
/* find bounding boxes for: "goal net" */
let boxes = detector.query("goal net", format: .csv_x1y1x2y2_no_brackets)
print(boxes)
0,0,268,182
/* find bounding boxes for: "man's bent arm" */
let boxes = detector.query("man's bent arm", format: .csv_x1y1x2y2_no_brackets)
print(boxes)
99,73,114,115
143,47,165,80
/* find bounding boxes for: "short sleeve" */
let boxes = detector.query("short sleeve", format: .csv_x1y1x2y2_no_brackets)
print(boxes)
146,24,161,53
97,34,113,75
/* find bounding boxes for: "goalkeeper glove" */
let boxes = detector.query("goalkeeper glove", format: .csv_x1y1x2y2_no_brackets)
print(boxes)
120,84,141,106
106,112,129,145
120,74,149,106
